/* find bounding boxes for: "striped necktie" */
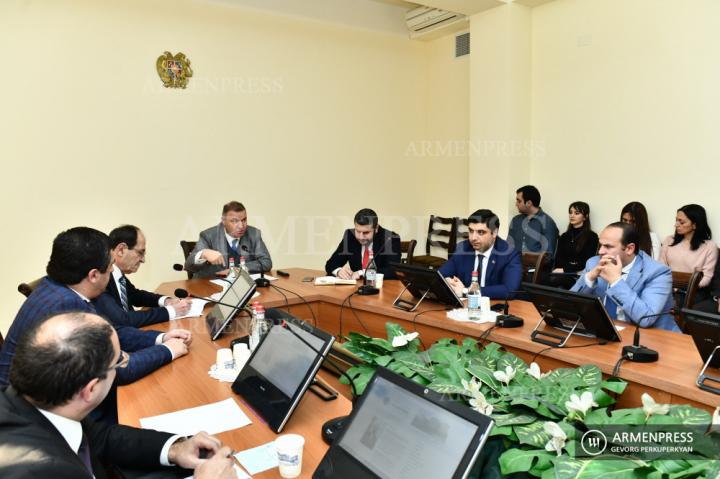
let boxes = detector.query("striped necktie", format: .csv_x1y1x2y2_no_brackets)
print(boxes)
118,276,129,312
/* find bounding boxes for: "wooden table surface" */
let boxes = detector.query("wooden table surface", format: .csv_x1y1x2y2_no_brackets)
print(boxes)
119,268,720,475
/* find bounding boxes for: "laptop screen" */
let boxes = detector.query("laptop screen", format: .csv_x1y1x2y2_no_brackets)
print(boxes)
337,375,480,479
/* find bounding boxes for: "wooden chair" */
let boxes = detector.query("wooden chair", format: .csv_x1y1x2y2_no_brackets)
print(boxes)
179,240,197,279
672,270,703,332
455,217,469,245
521,252,549,284
17,277,43,298
412,215,458,269
400,239,417,264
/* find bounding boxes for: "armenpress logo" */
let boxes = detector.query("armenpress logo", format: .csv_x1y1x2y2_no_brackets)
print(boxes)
581,429,608,456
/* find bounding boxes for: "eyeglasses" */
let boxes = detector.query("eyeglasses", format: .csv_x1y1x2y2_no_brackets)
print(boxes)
108,351,130,371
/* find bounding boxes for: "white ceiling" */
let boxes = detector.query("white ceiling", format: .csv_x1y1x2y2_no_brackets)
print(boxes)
203,0,555,37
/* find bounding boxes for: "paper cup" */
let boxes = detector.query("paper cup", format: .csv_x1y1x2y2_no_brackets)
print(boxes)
275,434,305,478
216,348,233,371
375,273,384,289
479,296,491,313
233,343,250,368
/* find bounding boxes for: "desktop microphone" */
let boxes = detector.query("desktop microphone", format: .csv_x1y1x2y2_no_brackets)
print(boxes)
172,263,185,272
241,244,270,287
495,290,526,328
620,310,673,363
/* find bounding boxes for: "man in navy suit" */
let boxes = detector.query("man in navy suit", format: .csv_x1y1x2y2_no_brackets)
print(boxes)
325,208,402,280
440,209,522,299
0,227,192,422
94,225,192,328
571,222,678,331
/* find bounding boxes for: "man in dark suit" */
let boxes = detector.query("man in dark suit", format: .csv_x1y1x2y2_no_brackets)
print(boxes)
0,227,192,418
325,208,402,280
184,201,272,278
440,209,522,299
94,225,192,328
0,311,236,479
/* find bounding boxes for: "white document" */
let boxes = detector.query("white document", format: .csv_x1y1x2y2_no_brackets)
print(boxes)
173,298,208,320
210,278,230,291
140,398,251,436
250,273,277,281
314,276,356,286
447,308,498,324
234,441,279,475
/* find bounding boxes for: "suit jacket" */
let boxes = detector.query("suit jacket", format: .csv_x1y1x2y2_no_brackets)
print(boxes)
325,226,401,279
438,238,522,299
0,386,172,478
94,274,169,328
570,251,679,331
0,278,172,389
184,223,272,278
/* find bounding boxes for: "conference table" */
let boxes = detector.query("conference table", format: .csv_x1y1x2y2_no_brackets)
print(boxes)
119,268,720,476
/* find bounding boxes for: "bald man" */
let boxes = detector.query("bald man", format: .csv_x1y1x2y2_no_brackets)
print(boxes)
0,312,237,479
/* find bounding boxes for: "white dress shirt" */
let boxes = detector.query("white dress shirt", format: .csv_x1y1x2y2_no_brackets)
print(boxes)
111,266,174,319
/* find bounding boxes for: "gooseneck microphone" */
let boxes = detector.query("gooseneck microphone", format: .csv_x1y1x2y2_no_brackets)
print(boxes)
495,289,526,328
620,310,673,363
172,263,185,272
240,244,270,287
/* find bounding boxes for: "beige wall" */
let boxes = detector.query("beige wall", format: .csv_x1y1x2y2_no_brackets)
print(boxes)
0,0,470,334
530,0,720,238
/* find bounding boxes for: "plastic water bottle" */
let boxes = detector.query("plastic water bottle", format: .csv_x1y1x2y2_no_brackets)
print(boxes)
227,257,237,281
365,250,377,287
249,304,269,351
240,255,249,273
467,271,481,321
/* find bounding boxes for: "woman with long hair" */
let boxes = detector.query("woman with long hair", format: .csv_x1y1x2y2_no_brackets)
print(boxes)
620,202,660,258
553,201,599,273
659,204,717,288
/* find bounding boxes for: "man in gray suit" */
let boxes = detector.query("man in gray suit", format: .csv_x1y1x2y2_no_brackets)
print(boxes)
185,201,272,278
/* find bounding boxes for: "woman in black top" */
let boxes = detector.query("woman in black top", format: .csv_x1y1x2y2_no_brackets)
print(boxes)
550,201,599,288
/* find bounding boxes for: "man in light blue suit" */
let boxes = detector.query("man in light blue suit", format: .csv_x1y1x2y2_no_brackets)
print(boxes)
571,222,678,332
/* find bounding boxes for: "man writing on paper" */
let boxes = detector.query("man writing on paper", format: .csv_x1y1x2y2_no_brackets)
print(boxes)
440,209,523,299
94,225,192,328
571,222,678,331
185,201,272,278
0,311,237,478
325,208,401,280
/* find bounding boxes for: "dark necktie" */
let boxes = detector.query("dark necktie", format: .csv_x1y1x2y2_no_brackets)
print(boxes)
230,239,239,253
77,432,94,476
118,276,129,312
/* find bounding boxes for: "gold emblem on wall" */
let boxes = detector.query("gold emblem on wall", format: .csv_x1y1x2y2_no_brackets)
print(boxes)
156,51,193,89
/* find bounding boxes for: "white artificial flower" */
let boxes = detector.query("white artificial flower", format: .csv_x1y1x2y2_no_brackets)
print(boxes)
470,394,494,416
391,332,419,348
565,391,598,417
641,393,670,420
461,378,481,396
528,362,541,379
544,421,567,456
493,365,516,385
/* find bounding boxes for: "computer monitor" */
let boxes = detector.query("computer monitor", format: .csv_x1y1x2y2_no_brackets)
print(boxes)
392,263,464,312
232,319,335,433
313,367,494,479
523,282,621,347
683,309,720,367
205,269,257,341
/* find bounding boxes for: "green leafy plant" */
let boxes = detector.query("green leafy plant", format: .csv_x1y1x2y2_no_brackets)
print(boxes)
340,323,720,478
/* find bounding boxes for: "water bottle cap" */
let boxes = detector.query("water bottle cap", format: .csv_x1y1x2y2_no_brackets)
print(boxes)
471,271,478,276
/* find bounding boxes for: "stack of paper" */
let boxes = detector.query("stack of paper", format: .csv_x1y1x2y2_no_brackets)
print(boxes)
139,398,252,436
314,276,356,286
